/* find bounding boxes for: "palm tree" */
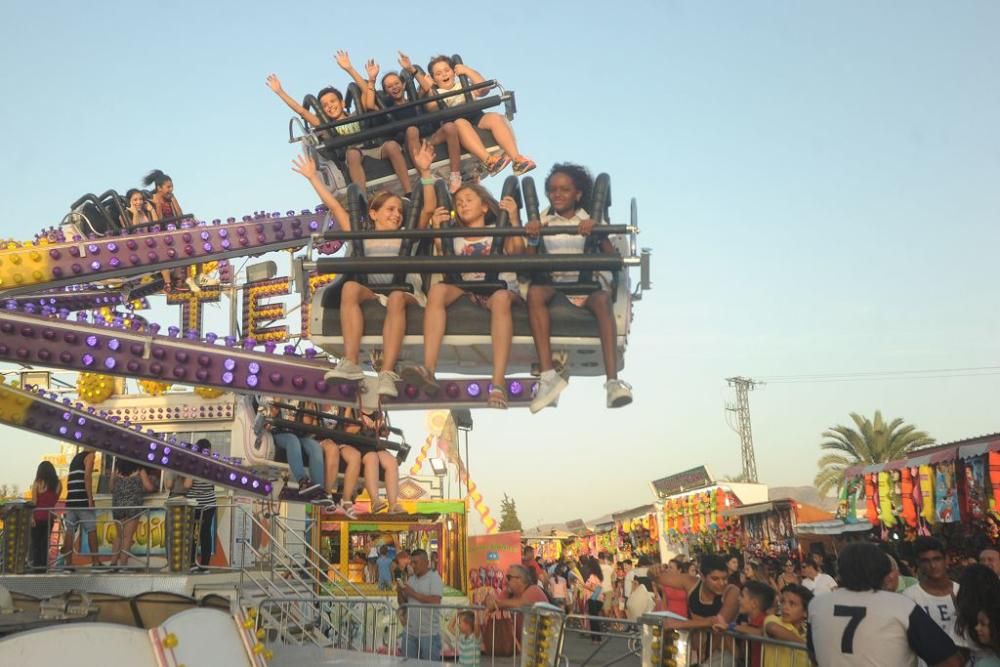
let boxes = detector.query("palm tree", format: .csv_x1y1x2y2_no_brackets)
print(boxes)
814,411,934,496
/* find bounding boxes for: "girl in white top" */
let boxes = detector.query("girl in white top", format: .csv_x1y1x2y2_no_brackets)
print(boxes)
520,164,632,413
401,184,525,409
409,55,535,177
293,142,438,398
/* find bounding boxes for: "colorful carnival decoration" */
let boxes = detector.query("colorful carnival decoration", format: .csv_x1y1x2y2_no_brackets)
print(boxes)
901,468,917,528
934,461,960,523
409,411,497,533
76,372,115,404
138,379,172,396
194,385,225,399
242,277,290,344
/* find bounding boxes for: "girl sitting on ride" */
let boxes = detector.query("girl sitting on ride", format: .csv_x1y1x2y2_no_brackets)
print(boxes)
298,401,362,518
122,188,157,230
336,406,402,515
144,169,192,293
379,52,463,193
293,141,437,398
407,55,535,177
520,163,632,412
267,60,412,192
401,184,525,409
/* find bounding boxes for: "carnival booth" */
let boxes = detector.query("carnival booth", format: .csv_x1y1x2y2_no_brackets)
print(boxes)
316,499,468,596
612,504,660,562
841,433,1000,544
720,499,833,559
650,466,769,560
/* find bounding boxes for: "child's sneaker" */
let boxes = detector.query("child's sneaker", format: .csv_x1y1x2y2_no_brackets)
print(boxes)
297,477,322,495
377,370,400,398
324,358,365,382
400,364,440,395
530,370,568,414
605,379,633,408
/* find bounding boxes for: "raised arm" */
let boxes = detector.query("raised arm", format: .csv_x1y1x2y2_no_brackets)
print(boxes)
411,141,437,228
291,153,350,231
334,51,378,112
453,63,490,98
764,618,805,644
266,74,321,128
398,51,433,95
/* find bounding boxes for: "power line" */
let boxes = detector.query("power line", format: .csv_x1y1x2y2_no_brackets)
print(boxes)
757,365,1000,384
725,377,760,483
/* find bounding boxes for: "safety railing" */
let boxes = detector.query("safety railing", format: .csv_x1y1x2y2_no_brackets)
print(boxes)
634,619,811,667
256,599,558,665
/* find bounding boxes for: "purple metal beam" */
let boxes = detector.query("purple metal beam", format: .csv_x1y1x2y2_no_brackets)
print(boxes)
0,383,272,496
0,308,538,409
1,210,328,297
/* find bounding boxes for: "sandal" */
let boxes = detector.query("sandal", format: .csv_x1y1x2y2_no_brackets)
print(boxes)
370,500,388,514
388,503,406,514
484,153,511,177
512,157,536,176
487,387,508,410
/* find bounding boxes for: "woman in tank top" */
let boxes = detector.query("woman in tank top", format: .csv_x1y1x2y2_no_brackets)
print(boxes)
30,460,62,570
143,169,193,292
649,554,740,655
293,142,438,399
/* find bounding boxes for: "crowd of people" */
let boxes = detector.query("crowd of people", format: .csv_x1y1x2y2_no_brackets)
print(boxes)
26,442,218,573
514,539,1000,666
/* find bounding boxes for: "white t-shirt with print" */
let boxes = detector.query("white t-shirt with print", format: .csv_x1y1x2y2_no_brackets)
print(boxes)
902,581,963,666
804,572,838,594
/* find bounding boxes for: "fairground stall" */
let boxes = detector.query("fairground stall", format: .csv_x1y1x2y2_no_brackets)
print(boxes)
719,498,833,560
650,466,769,560
841,433,1000,547
611,504,660,562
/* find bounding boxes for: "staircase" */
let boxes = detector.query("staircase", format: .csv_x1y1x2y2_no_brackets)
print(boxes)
230,506,395,654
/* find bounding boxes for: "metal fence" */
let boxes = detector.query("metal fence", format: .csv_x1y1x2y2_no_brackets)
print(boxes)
255,599,538,666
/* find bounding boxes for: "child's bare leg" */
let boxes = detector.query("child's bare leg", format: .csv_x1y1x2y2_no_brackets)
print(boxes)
453,118,490,162
421,283,466,371
381,140,412,192
478,113,522,160
431,122,462,174
585,290,619,380
345,148,367,189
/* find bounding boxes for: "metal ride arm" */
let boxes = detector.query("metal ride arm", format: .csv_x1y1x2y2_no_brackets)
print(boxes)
0,209,328,297
307,253,637,275
0,307,536,409
0,381,273,496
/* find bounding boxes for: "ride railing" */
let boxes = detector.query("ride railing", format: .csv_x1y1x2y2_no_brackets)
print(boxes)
256,595,395,654
640,623,810,667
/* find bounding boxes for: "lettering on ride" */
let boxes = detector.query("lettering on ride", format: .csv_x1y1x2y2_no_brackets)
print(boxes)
299,272,338,340
166,285,221,335
242,277,290,342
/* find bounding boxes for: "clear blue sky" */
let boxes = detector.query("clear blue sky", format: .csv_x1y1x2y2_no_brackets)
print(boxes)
1,1,998,528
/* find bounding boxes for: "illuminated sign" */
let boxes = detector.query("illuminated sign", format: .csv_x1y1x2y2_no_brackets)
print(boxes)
166,285,222,336
242,277,290,343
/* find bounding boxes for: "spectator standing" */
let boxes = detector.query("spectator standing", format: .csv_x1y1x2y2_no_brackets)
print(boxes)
376,545,394,591
903,537,963,664
762,583,812,667
61,447,100,567
807,542,960,667
29,461,61,570
187,439,218,570
397,549,443,660
980,547,1000,578
802,560,838,595
110,459,155,568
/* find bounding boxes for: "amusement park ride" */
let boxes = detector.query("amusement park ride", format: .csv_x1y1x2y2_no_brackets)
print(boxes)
0,54,651,664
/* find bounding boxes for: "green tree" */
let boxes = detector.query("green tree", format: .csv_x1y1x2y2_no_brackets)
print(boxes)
814,411,934,496
498,493,522,532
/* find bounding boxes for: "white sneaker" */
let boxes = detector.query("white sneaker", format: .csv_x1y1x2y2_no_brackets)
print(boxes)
185,276,201,293
530,371,568,414
605,379,633,408
377,370,400,398
324,359,365,382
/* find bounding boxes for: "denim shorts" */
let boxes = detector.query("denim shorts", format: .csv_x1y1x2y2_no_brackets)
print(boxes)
63,508,97,533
